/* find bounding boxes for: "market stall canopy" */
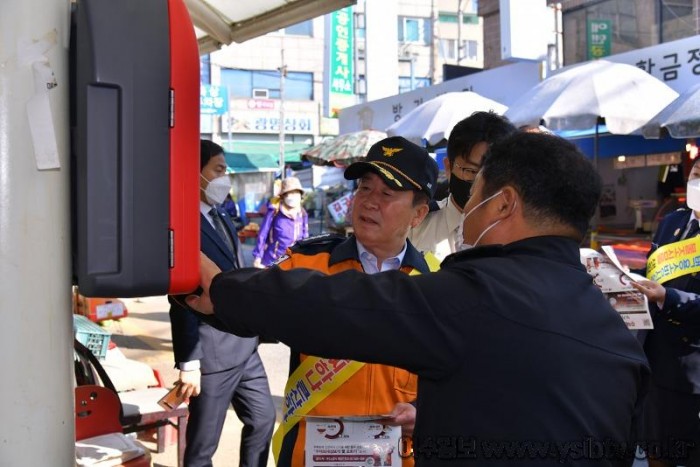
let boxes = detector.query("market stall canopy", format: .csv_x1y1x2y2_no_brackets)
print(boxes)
558,126,685,158
642,83,700,139
224,141,310,173
386,91,508,146
184,0,356,54
302,130,387,167
505,59,679,135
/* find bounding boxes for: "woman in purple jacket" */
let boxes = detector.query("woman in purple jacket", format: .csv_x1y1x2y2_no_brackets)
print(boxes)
252,176,309,267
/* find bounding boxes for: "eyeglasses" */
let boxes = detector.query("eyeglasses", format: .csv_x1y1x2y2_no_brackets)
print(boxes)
452,162,480,179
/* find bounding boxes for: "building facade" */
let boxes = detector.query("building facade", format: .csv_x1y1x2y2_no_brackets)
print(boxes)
201,0,484,164
480,0,700,70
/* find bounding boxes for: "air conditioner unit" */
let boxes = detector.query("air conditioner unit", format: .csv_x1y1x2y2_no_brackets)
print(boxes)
253,88,269,98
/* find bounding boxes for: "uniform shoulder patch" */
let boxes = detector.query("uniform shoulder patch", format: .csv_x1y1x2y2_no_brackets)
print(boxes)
289,233,347,255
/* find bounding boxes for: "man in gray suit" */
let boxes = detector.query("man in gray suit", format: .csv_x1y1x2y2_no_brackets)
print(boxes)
169,140,275,467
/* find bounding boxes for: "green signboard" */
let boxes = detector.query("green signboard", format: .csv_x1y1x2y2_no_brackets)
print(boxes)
327,7,354,117
587,19,612,60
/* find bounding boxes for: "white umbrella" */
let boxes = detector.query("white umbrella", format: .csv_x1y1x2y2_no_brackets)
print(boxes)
385,91,508,146
642,83,700,139
505,59,678,136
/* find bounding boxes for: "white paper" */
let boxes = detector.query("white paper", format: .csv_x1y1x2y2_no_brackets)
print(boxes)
76,432,145,466
306,418,402,467
96,302,126,320
18,31,60,170
581,248,653,330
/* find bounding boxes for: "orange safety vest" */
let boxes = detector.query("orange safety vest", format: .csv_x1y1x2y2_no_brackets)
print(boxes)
276,235,426,467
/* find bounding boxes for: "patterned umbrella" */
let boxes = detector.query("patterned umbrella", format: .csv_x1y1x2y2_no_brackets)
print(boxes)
302,129,387,167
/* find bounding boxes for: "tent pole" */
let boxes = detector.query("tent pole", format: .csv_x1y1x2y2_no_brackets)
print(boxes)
592,120,600,249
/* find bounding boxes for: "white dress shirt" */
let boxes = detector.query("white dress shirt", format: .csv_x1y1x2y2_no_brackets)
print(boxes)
356,239,407,275
408,195,465,261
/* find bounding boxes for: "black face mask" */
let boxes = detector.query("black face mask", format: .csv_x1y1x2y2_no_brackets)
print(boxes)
449,175,473,210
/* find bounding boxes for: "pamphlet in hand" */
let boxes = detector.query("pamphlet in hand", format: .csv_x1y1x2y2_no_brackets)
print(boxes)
305,416,401,467
580,248,653,330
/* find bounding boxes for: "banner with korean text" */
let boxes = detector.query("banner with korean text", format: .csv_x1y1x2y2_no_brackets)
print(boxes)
324,7,355,117
647,236,700,284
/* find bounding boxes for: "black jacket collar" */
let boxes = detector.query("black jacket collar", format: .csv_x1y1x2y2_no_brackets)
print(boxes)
442,235,583,269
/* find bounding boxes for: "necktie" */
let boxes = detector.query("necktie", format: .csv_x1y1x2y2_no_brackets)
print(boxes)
685,219,700,240
210,207,236,255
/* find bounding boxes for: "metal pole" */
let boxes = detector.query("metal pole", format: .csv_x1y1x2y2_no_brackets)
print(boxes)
430,0,437,83
279,42,286,180
457,0,463,64
1,0,74,464
592,120,601,247
227,113,233,152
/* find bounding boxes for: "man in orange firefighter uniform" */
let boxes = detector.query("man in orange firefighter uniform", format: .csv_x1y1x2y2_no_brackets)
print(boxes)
273,136,439,466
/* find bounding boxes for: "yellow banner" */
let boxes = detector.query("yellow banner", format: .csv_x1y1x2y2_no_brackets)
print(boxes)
411,251,441,275
272,358,365,462
647,236,700,284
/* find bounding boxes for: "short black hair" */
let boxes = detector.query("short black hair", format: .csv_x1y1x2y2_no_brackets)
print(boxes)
480,132,602,240
447,111,517,164
200,139,225,171
412,190,430,207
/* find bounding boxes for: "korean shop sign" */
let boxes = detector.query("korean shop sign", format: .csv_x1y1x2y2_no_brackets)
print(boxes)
201,84,228,115
587,19,612,60
325,7,355,117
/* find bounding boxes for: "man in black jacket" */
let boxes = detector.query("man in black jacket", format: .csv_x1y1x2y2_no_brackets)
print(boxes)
188,132,650,466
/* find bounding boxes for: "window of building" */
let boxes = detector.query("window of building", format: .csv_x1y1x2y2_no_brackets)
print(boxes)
464,40,478,61
398,16,432,44
200,54,211,84
464,0,478,14
439,39,478,61
660,0,694,42
281,19,313,36
561,0,699,65
355,12,366,40
438,12,479,25
398,76,431,94
220,69,314,100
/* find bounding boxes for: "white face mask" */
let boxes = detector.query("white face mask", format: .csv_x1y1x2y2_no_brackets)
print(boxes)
201,174,231,205
688,178,700,211
283,192,302,209
460,190,516,250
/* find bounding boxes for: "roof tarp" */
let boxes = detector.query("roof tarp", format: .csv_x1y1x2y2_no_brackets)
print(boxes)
184,0,356,54
224,141,310,173
558,126,686,159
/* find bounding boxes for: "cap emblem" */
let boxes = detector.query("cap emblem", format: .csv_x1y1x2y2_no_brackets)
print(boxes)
381,146,403,157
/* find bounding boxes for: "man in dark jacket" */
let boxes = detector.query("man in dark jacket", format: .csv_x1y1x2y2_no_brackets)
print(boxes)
169,140,275,467
188,132,650,466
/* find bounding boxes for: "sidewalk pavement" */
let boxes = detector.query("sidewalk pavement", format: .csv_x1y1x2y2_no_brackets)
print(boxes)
104,295,289,467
